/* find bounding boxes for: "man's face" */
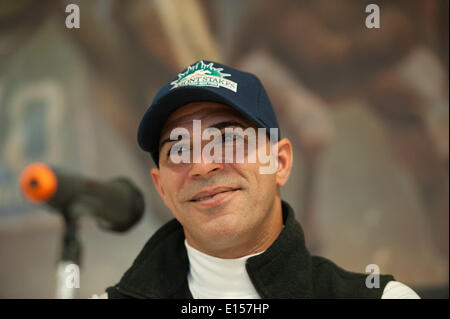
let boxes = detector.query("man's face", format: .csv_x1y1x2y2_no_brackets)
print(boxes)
150,102,291,257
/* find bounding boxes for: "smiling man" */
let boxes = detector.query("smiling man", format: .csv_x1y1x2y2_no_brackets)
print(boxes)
151,101,287,261
104,60,420,299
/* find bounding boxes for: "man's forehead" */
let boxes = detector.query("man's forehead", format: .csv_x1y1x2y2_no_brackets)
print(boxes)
159,102,253,138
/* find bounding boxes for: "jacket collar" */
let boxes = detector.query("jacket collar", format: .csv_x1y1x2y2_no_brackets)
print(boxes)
246,201,314,298
115,217,191,298
115,200,314,298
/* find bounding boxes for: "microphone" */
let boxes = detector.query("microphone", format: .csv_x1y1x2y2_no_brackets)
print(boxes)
19,163,145,232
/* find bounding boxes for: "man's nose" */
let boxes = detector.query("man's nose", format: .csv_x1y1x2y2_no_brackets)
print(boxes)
188,157,224,179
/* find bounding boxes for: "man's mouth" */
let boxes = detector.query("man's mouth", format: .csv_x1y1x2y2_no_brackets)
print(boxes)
189,187,241,202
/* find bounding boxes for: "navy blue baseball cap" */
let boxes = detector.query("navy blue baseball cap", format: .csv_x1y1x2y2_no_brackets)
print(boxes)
137,60,280,165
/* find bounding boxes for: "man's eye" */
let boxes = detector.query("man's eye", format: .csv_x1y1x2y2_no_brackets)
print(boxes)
222,134,244,144
235,134,245,142
223,134,235,143
168,144,190,157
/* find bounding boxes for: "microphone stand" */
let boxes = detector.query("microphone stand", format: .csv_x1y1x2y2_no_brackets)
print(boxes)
19,163,145,299
55,208,81,299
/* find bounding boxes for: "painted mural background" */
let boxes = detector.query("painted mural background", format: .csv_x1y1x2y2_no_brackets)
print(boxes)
0,0,448,298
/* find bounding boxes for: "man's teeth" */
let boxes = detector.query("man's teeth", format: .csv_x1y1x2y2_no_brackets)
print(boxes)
192,189,239,202
194,194,215,201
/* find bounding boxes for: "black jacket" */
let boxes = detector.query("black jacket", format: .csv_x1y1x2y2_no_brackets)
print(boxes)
106,201,394,298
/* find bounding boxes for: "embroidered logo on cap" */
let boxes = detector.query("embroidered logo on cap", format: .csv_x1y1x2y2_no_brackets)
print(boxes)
170,61,238,92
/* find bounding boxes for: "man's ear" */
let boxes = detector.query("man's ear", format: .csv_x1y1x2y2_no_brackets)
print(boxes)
275,138,293,187
150,168,166,201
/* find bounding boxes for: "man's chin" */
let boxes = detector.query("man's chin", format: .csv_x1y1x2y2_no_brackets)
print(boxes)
194,214,243,240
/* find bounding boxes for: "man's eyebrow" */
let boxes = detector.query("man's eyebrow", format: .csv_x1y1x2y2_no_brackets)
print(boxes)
208,121,247,130
158,121,248,151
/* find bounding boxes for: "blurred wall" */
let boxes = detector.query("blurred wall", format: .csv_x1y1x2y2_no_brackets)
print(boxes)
0,0,448,298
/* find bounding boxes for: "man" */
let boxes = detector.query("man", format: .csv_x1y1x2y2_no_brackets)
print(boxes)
103,60,419,299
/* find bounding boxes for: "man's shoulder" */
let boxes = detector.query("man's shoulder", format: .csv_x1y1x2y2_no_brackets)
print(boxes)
311,255,368,278
310,255,395,298
106,218,190,299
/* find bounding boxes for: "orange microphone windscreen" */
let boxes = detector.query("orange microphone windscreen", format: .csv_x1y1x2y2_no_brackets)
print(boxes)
19,162,58,202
